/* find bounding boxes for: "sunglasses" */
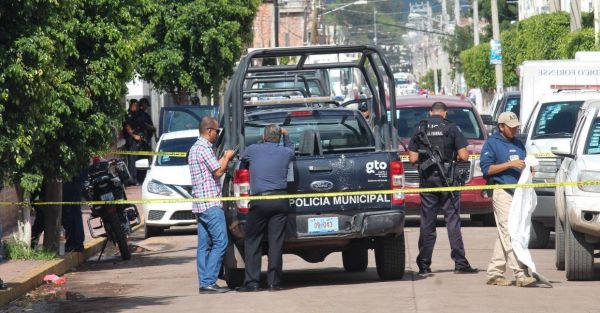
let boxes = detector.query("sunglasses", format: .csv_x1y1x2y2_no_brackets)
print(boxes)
207,127,221,135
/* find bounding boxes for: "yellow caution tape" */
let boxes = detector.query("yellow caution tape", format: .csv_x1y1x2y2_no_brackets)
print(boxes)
111,150,187,157
2,180,599,207
399,153,557,162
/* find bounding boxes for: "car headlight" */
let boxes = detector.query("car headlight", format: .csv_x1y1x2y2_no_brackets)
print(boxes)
147,180,174,196
577,171,600,193
472,159,483,177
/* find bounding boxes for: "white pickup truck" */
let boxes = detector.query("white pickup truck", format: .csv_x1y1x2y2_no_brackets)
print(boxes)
521,90,600,248
553,99,600,281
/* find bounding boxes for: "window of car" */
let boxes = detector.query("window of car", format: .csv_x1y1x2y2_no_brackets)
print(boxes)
505,97,520,117
156,137,198,166
394,107,483,139
532,101,582,139
161,106,218,135
244,111,373,152
584,117,600,154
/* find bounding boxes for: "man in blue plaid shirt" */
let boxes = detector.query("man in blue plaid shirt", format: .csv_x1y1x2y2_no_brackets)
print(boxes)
189,116,235,294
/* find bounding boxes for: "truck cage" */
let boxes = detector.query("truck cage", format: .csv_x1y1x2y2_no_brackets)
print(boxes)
223,45,399,152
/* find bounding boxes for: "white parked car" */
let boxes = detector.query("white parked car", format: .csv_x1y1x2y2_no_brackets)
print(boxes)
553,99,600,280
135,129,199,238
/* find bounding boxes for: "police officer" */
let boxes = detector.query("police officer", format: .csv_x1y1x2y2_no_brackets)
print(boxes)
408,102,477,275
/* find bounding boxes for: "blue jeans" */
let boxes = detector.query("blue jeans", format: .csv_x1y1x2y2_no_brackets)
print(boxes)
196,206,228,288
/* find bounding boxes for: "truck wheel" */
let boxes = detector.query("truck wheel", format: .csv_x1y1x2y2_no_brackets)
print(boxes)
144,224,164,239
224,266,245,288
375,235,405,280
565,216,594,281
528,220,550,249
555,214,565,270
342,248,368,272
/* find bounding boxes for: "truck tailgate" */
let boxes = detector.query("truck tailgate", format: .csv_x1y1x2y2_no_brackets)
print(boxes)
288,152,396,213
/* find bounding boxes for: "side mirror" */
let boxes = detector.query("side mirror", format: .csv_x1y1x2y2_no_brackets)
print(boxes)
551,147,574,159
135,159,150,170
480,114,496,126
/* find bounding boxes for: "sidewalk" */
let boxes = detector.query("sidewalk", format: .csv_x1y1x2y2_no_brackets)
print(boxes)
0,186,143,307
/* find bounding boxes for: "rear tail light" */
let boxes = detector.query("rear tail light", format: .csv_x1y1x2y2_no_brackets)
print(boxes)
390,160,405,205
234,169,250,213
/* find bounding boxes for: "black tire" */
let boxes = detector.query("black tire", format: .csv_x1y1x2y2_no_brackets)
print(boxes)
342,248,368,272
144,224,164,239
104,213,131,261
555,214,566,270
374,235,406,280
528,220,550,249
565,215,594,281
224,266,245,288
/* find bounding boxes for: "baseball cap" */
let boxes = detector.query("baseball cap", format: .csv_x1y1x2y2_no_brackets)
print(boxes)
359,103,368,112
498,111,521,128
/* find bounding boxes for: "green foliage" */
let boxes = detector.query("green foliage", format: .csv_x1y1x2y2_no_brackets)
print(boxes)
0,1,148,191
137,0,259,99
443,25,474,73
514,12,570,61
460,43,495,90
4,238,57,260
582,12,595,28
558,28,599,59
418,69,441,92
460,12,576,89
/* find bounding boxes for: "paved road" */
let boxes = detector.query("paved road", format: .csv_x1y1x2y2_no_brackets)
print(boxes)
2,220,600,313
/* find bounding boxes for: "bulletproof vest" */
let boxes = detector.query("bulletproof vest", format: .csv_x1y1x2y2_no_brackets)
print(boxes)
421,116,454,163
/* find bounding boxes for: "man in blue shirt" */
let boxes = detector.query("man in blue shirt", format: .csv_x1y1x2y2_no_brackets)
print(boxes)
480,111,536,287
236,124,295,292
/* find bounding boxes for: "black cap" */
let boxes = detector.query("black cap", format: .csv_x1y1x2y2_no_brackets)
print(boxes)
359,103,368,112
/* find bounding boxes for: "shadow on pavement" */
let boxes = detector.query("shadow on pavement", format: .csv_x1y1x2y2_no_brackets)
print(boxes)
55,295,178,313
276,267,426,290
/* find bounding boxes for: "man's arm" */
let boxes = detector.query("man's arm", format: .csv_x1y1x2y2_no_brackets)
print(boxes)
409,151,419,165
453,126,469,161
486,160,526,176
213,150,236,178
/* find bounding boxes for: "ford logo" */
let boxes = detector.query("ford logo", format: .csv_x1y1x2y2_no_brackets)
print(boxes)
310,180,334,192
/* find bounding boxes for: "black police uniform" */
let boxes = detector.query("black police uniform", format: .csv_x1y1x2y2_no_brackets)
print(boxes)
408,115,472,272
123,110,147,185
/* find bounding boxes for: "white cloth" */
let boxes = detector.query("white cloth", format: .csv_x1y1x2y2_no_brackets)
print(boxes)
508,156,538,272
508,156,552,286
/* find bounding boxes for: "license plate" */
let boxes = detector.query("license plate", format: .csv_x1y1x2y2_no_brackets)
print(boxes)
100,192,114,201
308,217,338,234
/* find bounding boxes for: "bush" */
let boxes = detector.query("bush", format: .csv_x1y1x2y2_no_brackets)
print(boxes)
460,43,495,90
558,28,599,59
4,238,57,260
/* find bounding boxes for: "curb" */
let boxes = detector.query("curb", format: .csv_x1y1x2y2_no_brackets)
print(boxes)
0,223,143,307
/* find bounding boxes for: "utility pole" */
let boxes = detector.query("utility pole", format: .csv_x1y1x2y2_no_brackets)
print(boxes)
491,0,503,94
595,0,600,45
473,0,479,45
570,0,582,32
274,0,280,47
549,0,561,12
311,0,318,45
373,8,378,45
454,0,460,26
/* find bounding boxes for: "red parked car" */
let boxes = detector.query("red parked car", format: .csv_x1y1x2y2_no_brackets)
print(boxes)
391,95,494,225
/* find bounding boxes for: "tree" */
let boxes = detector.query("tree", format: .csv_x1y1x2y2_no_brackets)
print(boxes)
137,0,260,105
0,0,146,250
558,28,600,59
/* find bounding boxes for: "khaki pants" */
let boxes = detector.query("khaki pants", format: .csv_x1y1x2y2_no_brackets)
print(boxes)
487,189,526,278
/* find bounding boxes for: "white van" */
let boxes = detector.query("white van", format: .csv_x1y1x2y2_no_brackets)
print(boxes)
519,60,600,125
521,90,600,248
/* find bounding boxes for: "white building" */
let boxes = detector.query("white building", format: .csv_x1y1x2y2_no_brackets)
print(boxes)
519,0,594,21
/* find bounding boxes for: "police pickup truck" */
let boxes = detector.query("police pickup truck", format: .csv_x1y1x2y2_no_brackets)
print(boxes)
218,46,406,287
